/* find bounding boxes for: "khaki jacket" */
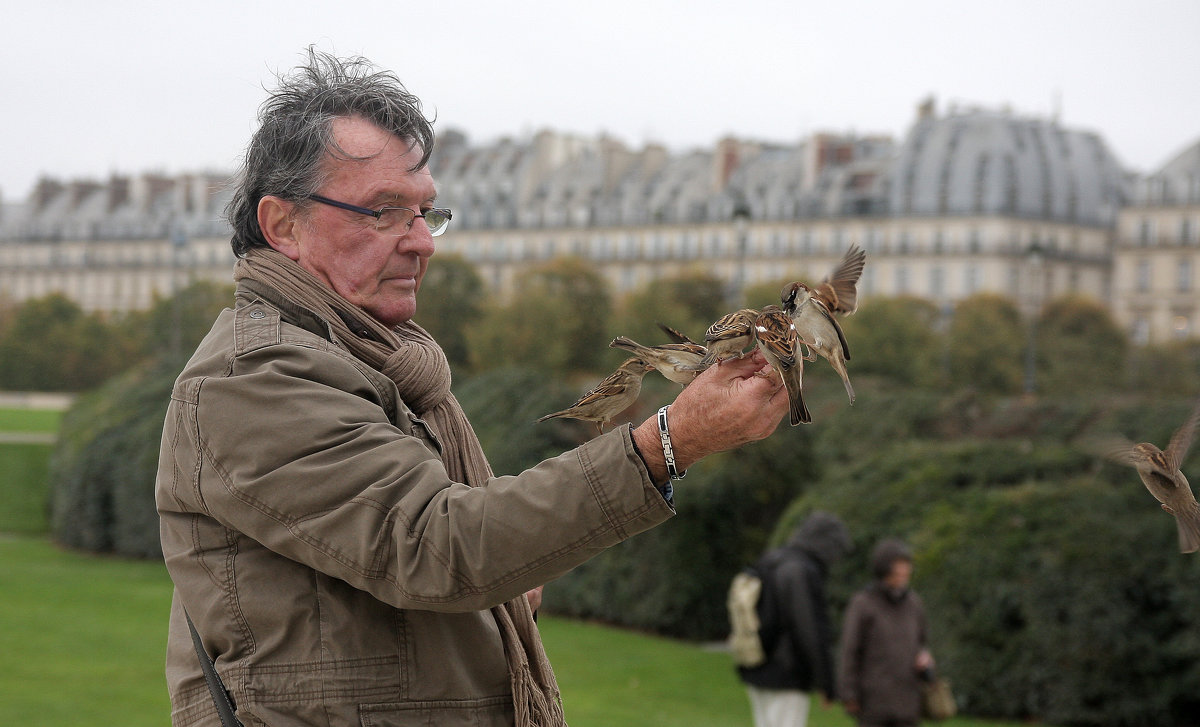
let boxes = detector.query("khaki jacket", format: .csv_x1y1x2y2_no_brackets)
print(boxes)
156,284,674,726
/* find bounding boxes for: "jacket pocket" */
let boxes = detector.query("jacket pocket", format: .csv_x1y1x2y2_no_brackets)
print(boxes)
359,695,513,726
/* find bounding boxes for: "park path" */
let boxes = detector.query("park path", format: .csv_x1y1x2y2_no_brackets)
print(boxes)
0,431,56,444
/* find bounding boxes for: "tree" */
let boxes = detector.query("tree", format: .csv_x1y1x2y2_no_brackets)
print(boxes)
467,257,613,373
415,254,487,371
947,293,1025,394
1126,339,1200,396
1034,296,1127,396
613,270,729,345
840,296,943,388
0,294,137,391
122,279,235,367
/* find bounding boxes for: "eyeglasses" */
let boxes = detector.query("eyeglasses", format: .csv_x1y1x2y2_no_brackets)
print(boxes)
307,194,453,237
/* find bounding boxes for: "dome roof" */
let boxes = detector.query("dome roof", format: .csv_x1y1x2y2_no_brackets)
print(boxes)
1135,137,1200,205
888,103,1126,225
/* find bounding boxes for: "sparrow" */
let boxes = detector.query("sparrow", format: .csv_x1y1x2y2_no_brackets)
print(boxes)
781,244,866,404
536,358,655,434
609,336,708,386
698,308,759,365
1091,399,1200,553
752,305,810,425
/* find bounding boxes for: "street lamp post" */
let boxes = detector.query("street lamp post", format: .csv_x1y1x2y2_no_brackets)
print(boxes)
1023,243,1045,395
727,200,751,310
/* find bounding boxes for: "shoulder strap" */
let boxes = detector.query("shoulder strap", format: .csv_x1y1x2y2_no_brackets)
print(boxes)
183,609,244,727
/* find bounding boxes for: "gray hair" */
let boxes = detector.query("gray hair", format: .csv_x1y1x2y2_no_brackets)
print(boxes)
226,48,436,257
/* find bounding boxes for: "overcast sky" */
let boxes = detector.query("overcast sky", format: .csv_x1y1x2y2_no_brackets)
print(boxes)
3,0,1198,201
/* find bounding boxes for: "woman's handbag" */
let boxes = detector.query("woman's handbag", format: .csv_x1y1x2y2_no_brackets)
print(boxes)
920,676,957,720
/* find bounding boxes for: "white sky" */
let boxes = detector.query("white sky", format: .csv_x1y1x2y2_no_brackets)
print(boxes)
3,0,1199,201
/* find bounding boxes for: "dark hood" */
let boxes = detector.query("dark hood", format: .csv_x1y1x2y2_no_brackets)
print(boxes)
787,511,852,569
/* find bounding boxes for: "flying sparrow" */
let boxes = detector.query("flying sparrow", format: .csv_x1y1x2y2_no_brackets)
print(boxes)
536,358,655,434
781,244,866,404
609,336,708,386
1091,399,1200,553
699,308,759,365
752,305,810,426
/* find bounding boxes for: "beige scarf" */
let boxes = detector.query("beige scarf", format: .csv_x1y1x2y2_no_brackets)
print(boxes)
234,247,565,727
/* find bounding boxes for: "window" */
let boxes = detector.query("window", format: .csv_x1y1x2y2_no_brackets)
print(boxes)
1136,259,1151,293
930,265,945,298
1138,218,1153,246
1178,258,1193,293
1132,317,1150,345
895,265,909,293
1182,218,1195,244
965,264,980,294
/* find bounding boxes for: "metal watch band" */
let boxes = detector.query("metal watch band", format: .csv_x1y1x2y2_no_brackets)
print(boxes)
657,405,687,480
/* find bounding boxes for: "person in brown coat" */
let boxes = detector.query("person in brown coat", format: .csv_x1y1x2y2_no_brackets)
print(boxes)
837,539,934,727
155,48,790,727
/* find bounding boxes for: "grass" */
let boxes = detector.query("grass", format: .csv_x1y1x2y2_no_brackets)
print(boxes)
0,537,1035,727
0,407,63,432
0,537,173,726
0,406,59,534
0,443,53,534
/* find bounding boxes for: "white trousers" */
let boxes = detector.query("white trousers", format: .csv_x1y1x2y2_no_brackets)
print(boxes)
746,686,811,727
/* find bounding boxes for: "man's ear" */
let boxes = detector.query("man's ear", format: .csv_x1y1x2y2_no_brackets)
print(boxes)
257,195,302,260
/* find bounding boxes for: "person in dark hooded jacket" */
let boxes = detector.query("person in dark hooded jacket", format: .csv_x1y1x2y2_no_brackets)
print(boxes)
837,538,934,727
737,511,853,727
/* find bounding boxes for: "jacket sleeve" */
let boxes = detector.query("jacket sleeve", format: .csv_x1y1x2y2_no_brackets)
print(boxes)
164,339,674,613
837,592,868,705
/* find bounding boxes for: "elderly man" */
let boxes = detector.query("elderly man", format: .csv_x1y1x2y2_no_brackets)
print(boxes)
156,49,788,726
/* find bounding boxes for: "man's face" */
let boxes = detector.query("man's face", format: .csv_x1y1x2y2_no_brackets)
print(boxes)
286,116,438,327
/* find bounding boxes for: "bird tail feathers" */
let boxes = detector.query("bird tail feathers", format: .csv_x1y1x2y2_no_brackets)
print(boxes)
1176,500,1200,554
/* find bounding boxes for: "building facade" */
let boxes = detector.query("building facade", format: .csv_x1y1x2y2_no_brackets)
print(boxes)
0,98,1191,344
1112,140,1200,343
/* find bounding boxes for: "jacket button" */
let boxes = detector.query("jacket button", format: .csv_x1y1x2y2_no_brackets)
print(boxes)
249,309,265,319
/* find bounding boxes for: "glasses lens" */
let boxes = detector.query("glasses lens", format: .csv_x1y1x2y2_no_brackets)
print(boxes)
375,207,415,234
425,209,451,236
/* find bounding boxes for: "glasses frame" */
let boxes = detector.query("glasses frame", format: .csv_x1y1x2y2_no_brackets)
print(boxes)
306,194,453,237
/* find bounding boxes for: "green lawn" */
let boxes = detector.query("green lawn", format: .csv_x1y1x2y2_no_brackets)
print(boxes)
0,443,54,533
0,536,1032,727
0,407,59,534
0,407,63,432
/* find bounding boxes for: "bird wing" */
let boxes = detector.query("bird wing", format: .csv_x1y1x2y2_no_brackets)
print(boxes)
705,310,755,343
814,244,866,314
754,312,798,368
658,322,699,345
1084,433,1143,468
1166,398,1200,470
808,296,851,360
572,370,636,407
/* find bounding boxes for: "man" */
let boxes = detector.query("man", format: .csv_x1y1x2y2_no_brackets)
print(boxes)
838,539,935,727
737,512,852,727
155,49,788,726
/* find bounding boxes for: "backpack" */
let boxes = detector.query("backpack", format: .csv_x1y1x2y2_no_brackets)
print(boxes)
726,558,781,668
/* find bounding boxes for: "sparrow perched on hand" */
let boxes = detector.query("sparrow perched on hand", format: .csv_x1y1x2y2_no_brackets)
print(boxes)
753,305,810,425
699,308,759,365
781,244,866,404
536,358,655,434
1091,399,1200,553
610,336,708,386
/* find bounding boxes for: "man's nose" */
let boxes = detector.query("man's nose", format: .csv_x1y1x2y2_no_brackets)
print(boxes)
402,220,436,257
